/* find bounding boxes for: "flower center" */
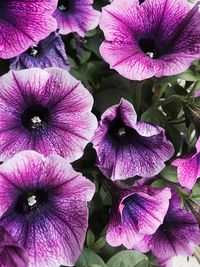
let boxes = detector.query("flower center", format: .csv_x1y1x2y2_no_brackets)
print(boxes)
138,37,160,59
27,45,39,57
21,105,50,131
58,0,71,12
117,127,126,137
15,189,49,215
108,118,129,140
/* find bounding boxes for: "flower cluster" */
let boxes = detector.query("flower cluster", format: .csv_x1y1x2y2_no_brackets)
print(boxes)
0,0,200,266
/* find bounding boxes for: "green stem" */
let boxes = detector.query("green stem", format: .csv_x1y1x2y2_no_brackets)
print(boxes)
169,119,185,125
153,83,168,106
132,81,145,113
156,95,185,107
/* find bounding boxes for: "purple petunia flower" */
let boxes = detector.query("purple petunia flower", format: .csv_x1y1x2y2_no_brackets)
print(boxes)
172,137,200,190
92,98,174,181
0,67,97,161
0,151,95,267
53,0,101,36
10,31,70,70
100,0,200,80
106,183,171,249
0,0,58,59
0,226,28,267
138,191,200,262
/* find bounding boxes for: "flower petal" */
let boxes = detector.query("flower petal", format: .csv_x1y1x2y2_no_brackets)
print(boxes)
54,0,100,36
0,0,58,58
0,151,95,267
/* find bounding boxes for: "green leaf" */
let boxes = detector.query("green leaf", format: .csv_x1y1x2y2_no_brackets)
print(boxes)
84,34,102,57
86,230,95,248
151,179,165,188
191,181,200,201
107,250,148,267
68,56,78,69
95,88,132,114
166,124,183,155
92,236,106,252
76,247,107,267
80,51,92,64
159,165,178,183
141,108,167,128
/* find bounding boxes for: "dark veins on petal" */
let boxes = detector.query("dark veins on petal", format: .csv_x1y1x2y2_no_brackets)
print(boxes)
21,105,50,131
15,189,49,215
58,0,72,12
138,2,200,58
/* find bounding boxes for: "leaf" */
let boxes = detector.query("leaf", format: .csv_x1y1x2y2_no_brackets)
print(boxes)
141,108,167,128
86,230,95,248
166,124,183,155
95,88,132,114
159,165,178,183
191,181,200,201
76,247,107,267
84,34,102,57
92,236,106,252
80,51,92,64
107,250,148,267
151,179,165,188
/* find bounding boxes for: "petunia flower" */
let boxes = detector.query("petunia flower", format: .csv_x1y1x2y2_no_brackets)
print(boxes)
172,137,200,190
106,183,171,249
0,0,58,59
0,67,97,161
10,31,70,70
92,98,174,181
100,0,200,81
138,191,200,262
53,0,101,36
0,151,95,267
0,226,28,267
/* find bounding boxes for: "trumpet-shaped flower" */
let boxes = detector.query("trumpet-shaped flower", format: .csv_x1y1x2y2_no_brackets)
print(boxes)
100,0,200,80
92,98,174,180
0,151,95,267
0,68,97,161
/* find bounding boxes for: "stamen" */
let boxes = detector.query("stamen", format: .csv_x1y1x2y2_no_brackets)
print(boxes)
58,4,66,11
31,116,42,129
118,127,126,136
29,45,38,57
27,195,37,207
146,52,154,58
